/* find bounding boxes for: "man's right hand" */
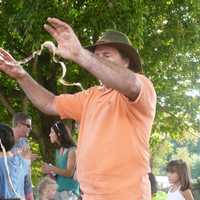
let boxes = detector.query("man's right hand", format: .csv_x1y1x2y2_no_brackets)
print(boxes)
0,48,57,116
44,18,84,62
0,48,27,80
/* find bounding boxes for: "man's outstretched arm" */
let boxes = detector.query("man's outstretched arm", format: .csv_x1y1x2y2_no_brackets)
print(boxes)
44,18,141,101
18,73,57,115
75,49,141,101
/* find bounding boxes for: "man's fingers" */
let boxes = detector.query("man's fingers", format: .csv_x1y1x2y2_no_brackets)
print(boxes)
0,54,4,61
44,24,59,40
0,49,9,60
47,17,71,32
0,58,18,69
0,48,14,61
0,60,13,69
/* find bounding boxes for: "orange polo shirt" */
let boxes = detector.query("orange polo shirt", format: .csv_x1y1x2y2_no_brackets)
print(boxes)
53,74,156,200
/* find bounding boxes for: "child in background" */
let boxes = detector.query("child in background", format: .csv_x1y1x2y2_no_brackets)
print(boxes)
38,176,57,200
167,159,194,200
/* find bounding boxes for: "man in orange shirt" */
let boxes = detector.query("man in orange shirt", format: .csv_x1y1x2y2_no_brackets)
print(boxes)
0,18,156,200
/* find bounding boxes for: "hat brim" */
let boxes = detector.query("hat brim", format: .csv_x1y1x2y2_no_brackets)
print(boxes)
85,42,142,73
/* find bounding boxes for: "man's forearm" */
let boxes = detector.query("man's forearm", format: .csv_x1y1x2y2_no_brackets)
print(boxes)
17,72,57,115
76,49,141,100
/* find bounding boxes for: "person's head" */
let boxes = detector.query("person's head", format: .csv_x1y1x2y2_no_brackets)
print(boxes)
0,123,15,152
86,30,142,73
12,112,32,138
38,176,57,200
49,120,75,148
167,159,191,191
94,45,130,69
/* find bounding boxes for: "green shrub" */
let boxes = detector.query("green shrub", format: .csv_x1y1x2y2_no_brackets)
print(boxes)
153,191,167,200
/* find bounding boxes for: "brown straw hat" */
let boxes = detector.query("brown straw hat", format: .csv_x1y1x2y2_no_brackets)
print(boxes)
86,30,142,73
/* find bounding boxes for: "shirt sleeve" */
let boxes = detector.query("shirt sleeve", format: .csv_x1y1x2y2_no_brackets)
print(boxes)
53,88,93,121
24,174,33,195
17,138,29,148
119,74,157,117
11,138,29,153
18,157,33,196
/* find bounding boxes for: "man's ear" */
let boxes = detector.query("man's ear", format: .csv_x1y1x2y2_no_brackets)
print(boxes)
123,57,130,68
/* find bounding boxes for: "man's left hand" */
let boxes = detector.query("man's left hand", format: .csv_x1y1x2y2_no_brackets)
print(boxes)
44,17,84,62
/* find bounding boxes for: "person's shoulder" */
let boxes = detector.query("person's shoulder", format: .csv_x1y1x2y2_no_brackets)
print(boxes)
16,154,30,168
70,86,99,98
15,137,29,147
137,73,156,94
137,73,154,85
182,188,192,193
75,86,101,99
84,85,100,94
10,154,30,175
18,137,29,144
181,189,193,199
5,153,21,165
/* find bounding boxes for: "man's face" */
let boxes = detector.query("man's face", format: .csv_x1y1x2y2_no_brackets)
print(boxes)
18,119,32,137
94,45,129,68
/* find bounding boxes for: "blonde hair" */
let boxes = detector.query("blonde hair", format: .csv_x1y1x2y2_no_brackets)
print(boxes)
38,176,57,196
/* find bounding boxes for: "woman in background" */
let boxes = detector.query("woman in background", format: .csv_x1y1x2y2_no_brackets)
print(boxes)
42,121,79,200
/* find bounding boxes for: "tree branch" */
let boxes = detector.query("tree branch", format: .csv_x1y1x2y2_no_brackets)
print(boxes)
0,92,15,114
